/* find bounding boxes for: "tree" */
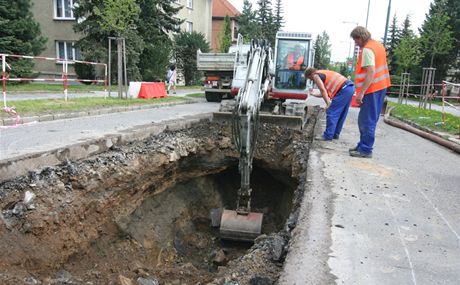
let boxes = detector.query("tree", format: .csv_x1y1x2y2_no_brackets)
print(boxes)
220,15,232,53
236,0,258,41
386,14,401,73
313,31,331,69
174,31,210,85
137,0,182,81
256,0,276,45
419,0,454,71
445,0,460,81
394,34,421,73
74,0,144,80
0,0,46,78
400,14,415,38
273,0,285,33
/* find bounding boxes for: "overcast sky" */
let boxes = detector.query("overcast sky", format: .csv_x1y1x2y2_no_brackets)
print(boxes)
228,0,433,62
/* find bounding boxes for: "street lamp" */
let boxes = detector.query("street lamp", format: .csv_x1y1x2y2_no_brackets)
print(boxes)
383,0,392,46
342,21,359,74
365,0,371,28
340,40,352,60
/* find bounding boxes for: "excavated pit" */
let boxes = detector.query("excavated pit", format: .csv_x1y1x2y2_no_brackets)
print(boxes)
0,109,318,285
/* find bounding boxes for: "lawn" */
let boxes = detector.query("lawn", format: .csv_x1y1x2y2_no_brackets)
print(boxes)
1,96,187,118
6,83,203,93
388,102,460,136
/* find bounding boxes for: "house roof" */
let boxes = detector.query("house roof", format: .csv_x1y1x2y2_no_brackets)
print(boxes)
213,0,240,18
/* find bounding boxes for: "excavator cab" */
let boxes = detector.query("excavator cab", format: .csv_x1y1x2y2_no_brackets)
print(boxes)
271,32,314,100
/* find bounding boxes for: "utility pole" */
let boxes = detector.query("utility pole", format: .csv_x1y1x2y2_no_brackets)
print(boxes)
383,0,392,46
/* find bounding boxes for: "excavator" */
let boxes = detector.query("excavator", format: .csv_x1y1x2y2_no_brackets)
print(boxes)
217,32,314,242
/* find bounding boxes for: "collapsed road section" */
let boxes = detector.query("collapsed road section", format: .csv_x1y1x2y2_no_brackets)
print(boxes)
0,108,319,285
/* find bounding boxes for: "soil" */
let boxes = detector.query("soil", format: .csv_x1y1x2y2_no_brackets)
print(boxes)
0,108,318,285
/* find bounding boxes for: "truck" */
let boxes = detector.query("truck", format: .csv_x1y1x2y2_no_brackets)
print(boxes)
197,34,250,102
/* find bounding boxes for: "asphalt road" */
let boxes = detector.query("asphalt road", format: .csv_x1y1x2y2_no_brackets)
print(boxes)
280,102,460,284
1,95,458,284
0,102,218,160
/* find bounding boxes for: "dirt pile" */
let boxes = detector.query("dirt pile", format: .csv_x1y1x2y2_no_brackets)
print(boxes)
0,110,318,285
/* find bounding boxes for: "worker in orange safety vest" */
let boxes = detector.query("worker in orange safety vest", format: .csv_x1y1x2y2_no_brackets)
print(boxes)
285,44,305,70
349,26,391,158
305,68,355,141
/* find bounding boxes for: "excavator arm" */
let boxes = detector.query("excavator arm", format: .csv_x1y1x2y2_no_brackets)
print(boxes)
220,40,273,241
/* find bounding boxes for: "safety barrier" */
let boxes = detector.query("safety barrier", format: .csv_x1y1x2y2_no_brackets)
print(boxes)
1,53,108,128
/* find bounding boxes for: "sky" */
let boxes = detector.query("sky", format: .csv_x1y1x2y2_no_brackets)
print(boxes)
227,0,434,62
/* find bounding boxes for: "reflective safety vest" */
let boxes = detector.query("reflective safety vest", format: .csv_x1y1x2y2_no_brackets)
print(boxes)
288,53,304,70
317,70,348,99
355,39,391,95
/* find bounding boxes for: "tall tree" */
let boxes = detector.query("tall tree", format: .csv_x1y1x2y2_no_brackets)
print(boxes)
445,0,460,81
394,34,421,74
74,0,144,80
219,15,232,53
400,14,415,38
236,0,258,41
174,31,209,85
313,31,331,69
256,0,275,45
419,0,454,73
137,0,182,81
273,0,285,33
386,14,401,73
0,0,46,78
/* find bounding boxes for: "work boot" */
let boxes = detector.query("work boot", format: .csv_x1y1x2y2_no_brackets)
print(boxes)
315,136,332,141
349,150,372,158
349,146,358,152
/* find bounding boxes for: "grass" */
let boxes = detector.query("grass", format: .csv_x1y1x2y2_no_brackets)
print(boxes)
7,83,107,92
186,93,205,98
6,82,203,93
388,102,460,136
1,96,187,118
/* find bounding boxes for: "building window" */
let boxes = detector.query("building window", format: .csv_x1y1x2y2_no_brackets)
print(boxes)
186,21,193,33
54,0,75,19
173,17,180,33
186,0,193,9
56,41,81,61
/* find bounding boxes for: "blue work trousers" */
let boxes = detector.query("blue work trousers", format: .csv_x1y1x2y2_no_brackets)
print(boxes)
356,88,387,154
323,84,355,140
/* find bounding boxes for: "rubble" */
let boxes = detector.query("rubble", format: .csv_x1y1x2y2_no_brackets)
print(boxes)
0,112,318,284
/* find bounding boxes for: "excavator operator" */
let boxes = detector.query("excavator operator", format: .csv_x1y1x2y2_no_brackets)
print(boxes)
285,44,305,70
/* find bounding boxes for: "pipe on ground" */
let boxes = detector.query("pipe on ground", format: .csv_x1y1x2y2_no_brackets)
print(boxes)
383,117,460,154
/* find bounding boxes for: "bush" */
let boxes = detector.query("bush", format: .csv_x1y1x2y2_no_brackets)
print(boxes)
74,62,95,85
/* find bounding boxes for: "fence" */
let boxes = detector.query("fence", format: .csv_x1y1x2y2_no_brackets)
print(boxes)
1,53,107,107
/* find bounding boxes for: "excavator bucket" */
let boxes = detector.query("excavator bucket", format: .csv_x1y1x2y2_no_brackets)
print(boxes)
213,112,306,130
220,209,263,242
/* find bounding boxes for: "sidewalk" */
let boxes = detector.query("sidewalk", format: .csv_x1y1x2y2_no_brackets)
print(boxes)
280,105,460,284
